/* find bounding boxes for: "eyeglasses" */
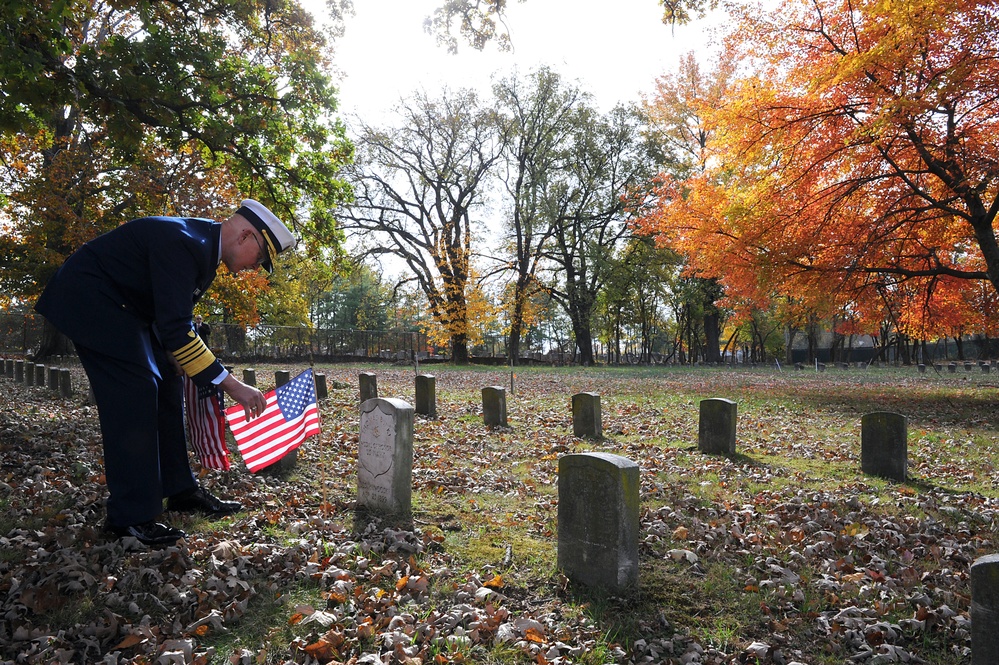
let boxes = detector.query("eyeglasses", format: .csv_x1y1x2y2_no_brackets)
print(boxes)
250,232,269,268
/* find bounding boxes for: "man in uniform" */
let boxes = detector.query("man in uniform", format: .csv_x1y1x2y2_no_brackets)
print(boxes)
35,199,296,546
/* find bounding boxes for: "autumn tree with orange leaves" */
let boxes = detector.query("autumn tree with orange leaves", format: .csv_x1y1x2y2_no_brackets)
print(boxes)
638,0,999,345
640,52,736,362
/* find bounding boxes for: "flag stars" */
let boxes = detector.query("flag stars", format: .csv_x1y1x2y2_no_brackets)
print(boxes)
277,373,317,420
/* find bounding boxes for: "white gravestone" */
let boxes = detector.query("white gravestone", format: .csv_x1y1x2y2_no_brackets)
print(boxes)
358,397,414,518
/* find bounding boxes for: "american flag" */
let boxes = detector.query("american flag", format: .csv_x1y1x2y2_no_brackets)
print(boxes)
224,369,321,473
183,375,230,470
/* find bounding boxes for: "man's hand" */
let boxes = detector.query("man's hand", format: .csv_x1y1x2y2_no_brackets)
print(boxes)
219,374,267,420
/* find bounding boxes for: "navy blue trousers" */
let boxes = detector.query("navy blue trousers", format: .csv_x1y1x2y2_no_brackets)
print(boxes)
76,343,198,527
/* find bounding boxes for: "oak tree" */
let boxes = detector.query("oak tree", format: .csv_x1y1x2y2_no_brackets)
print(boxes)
541,104,657,366
492,67,584,364
341,89,501,364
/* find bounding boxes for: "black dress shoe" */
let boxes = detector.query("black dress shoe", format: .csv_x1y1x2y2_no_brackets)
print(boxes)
106,520,186,547
167,486,241,518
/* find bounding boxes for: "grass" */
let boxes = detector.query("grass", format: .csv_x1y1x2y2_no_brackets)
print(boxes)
12,361,996,663
368,363,996,664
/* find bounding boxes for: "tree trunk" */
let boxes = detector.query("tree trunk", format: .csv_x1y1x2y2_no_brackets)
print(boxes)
807,322,818,363
898,334,912,365
703,311,722,363
452,334,469,364
570,311,595,366
508,317,523,367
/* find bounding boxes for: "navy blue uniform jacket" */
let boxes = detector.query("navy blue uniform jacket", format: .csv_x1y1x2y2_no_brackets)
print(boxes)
35,216,225,386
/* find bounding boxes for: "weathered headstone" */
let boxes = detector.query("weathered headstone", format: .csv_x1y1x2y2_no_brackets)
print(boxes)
14,360,23,383
572,392,602,438
861,412,907,482
359,372,378,403
314,373,328,400
59,369,73,398
972,554,999,665
558,452,639,592
4,358,12,378
358,398,414,519
275,370,291,387
965,361,974,372
482,386,507,427
24,362,35,386
983,364,991,374
34,364,46,387
415,374,436,418
948,362,958,373
917,364,926,374
817,362,826,372
698,398,737,456
243,368,256,386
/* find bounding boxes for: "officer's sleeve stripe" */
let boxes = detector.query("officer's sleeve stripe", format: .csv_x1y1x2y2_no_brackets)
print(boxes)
172,337,217,376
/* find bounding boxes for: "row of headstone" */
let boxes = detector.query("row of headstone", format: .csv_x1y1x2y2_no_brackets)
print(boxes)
788,360,999,374
696,397,907,481
1,358,74,398
917,362,995,374
352,392,998,665
353,394,637,591
347,376,909,472
240,367,329,401
938,361,996,374
352,373,604,438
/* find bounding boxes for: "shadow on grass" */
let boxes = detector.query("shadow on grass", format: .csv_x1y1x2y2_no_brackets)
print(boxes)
786,389,999,430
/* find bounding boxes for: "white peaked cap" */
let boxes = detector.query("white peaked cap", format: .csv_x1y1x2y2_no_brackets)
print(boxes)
236,199,297,272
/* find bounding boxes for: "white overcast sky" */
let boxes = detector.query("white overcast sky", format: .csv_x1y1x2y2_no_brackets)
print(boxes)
311,0,734,122
302,0,736,277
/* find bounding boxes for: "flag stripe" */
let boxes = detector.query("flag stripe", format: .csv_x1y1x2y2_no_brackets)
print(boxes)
224,369,321,472
183,375,230,470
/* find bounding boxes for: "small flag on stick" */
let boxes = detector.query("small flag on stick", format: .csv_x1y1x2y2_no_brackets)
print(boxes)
224,368,321,473
183,375,230,470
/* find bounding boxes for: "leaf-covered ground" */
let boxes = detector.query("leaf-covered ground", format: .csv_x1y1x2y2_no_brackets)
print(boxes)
1,362,997,664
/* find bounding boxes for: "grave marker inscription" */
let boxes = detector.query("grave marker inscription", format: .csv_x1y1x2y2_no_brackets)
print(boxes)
358,397,414,518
